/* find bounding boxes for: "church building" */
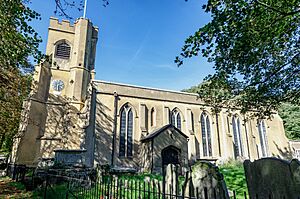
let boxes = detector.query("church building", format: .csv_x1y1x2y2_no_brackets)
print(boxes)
11,18,291,173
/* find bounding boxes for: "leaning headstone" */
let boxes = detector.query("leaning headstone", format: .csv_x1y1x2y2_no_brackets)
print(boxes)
164,164,178,199
244,158,300,199
187,161,229,199
0,154,7,177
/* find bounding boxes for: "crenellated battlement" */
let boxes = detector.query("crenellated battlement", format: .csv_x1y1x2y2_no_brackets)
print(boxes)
49,17,75,33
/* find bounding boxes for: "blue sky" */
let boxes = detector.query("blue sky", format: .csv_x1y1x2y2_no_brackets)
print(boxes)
28,0,214,91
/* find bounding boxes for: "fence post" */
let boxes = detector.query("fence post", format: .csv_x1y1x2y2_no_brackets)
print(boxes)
31,168,35,189
147,180,150,199
143,180,146,199
204,187,208,199
43,174,48,199
66,181,69,199
188,177,192,199
12,164,16,180
213,188,217,199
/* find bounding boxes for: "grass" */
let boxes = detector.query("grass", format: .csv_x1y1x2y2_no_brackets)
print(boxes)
31,173,165,199
1,164,249,199
0,177,39,198
219,160,248,199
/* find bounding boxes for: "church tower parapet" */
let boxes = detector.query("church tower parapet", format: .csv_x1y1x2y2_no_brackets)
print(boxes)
46,17,98,109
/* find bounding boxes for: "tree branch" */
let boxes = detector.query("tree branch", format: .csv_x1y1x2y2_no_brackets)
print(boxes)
256,0,300,16
243,52,300,89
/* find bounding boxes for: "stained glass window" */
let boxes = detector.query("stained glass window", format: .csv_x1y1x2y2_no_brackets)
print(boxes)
119,105,133,157
201,113,212,157
258,120,268,157
232,115,243,158
170,109,181,130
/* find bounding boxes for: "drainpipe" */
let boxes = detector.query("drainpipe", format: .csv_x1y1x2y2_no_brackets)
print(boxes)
111,92,118,167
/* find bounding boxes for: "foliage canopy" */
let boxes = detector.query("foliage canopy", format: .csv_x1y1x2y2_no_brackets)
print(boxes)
177,0,300,116
278,103,300,140
0,0,41,152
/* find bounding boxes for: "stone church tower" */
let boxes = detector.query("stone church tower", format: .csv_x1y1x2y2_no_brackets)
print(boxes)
11,17,291,172
11,18,98,167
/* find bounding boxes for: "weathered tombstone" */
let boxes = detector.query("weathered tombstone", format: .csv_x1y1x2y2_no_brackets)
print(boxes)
184,161,229,199
54,149,86,167
164,164,178,198
0,154,7,177
244,158,300,199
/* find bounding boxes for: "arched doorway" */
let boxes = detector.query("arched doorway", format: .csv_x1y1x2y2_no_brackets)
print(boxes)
161,145,181,166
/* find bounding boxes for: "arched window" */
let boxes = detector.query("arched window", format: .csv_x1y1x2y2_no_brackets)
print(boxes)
170,109,181,130
232,115,243,158
201,113,212,157
150,108,156,127
55,41,71,59
119,105,133,157
258,120,268,157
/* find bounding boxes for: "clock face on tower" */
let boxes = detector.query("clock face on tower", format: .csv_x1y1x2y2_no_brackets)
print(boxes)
52,79,65,92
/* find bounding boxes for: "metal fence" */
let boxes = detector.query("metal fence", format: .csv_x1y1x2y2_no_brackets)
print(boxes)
7,164,35,183
42,173,248,199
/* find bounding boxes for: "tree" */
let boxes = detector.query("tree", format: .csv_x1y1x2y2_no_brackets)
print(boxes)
0,1,42,70
278,103,300,140
54,0,109,19
0,0,42,153
0,70,31,152
176,0,300,116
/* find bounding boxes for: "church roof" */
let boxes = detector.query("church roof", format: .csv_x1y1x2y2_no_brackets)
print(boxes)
140,124,188,142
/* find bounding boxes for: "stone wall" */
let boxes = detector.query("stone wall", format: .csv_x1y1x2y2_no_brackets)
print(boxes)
93,80,291,169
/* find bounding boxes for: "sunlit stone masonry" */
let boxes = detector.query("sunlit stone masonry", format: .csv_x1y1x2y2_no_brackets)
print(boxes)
11,17,291,173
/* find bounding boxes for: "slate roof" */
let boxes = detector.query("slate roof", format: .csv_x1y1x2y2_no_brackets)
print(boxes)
140,124,188,142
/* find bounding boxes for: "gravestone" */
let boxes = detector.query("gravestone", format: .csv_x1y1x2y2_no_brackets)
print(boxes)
164,164,178,199
54,149,86,167
0,154,7,177
185,161,229,199
244,158,300,199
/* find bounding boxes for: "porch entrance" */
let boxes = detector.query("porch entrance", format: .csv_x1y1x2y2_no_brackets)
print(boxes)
161,145,181,166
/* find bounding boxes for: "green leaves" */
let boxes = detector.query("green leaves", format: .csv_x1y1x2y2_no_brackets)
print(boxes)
177,0,300,116
219,160,248,199
0,0,42,71
278,103,300,140
0,1,41,152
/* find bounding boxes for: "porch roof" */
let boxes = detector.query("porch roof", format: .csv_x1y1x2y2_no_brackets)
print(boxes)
140,124,188,142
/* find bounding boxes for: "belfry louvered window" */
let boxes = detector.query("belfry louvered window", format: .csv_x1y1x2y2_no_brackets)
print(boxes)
170,109,181,130
258,120,268,157
201,113,212,157
119,105,133,157
232,115,243,158
55,42,71,59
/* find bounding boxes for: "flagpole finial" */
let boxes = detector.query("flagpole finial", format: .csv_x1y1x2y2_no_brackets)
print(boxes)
83,0,88,18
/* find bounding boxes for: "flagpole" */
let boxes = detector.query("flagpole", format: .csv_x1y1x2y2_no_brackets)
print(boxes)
83,0,88,18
